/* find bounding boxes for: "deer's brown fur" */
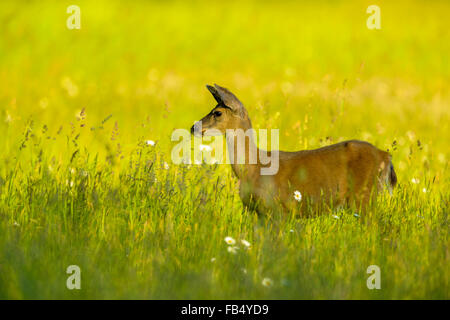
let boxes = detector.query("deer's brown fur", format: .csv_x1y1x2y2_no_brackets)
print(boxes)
191,84,397,216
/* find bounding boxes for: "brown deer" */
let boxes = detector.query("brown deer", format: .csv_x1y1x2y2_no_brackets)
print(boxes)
191,84,397,216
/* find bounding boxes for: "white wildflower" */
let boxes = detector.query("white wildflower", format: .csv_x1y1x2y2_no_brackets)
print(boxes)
411,178,420,184
146,140,155,146
241,239,251,248
262,278,273,287
224,236,236,245
227,246,239,254
294,190,302,202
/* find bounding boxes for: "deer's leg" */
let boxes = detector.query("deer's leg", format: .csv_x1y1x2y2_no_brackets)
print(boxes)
240,192,269,217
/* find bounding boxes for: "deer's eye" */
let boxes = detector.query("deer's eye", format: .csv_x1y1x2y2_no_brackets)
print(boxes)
213,111,222,117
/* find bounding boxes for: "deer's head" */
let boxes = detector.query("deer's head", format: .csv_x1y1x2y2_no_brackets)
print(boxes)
191,84,251,137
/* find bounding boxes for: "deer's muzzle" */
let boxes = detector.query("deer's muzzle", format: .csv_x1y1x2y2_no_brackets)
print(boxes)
190,121,204,137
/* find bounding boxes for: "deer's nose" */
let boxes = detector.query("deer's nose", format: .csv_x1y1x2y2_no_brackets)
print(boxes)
191,121,202,136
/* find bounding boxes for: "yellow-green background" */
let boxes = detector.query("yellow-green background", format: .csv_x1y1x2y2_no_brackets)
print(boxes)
0,0,448,299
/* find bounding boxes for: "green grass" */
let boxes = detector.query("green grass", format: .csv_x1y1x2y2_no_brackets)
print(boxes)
0,0,448,299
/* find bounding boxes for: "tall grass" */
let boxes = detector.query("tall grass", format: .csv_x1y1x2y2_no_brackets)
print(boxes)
0,0,448,299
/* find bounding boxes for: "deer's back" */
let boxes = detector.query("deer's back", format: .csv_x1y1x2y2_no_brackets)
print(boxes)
272,140,391,203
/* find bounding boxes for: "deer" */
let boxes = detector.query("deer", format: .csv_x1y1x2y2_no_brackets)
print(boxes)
191,84,397,217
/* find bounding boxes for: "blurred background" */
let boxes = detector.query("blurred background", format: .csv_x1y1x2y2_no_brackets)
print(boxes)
0,0,448,171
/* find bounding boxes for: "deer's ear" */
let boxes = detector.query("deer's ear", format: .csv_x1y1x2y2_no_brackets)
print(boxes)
206,84,246,116
206,85,223,105
212,84,244,114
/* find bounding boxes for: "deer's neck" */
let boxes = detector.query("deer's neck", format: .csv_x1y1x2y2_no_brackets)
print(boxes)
225,120,260,181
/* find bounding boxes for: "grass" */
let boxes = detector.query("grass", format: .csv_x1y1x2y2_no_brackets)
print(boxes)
0,0,448,299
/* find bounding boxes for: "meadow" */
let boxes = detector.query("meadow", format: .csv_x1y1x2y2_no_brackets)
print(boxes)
0,0,448,299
